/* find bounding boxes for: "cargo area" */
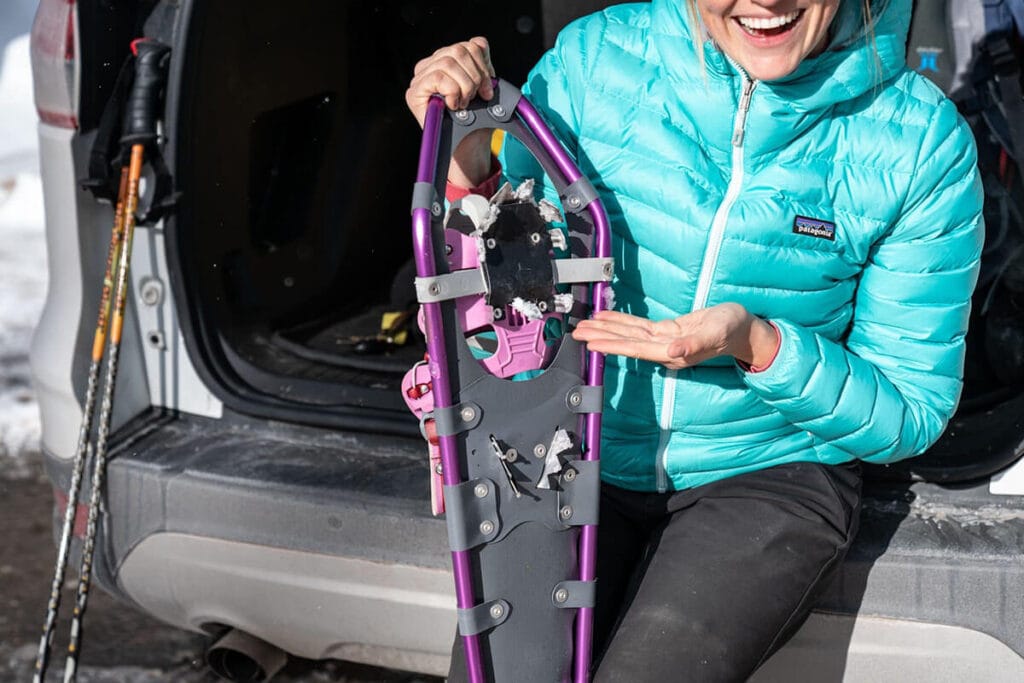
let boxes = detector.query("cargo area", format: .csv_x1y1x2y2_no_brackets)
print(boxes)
167,1,569,427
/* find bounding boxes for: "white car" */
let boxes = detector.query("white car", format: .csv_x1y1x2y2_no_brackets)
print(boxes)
30,0,1024,680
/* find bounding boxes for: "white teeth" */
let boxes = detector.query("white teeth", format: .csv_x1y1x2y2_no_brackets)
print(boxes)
736,10,801,30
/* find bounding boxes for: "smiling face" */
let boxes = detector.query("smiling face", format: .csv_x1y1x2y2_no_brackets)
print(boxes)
694,0,841,80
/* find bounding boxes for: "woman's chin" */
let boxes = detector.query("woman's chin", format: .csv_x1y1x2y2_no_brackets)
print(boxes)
742,58,802,81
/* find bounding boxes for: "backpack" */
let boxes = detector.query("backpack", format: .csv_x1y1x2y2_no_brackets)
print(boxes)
907,0,1024,390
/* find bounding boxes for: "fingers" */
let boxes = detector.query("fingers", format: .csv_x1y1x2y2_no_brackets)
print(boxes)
575,331,705,369
573,318,654,343
407,63,473,116
590,310,650,326
431,42,492,100
577,335,673,365
572,317,673,365
407,37,495,127
572,310,722,369
572,304,753,370
579,310,659,337
467,36,496,85
415,38,493,82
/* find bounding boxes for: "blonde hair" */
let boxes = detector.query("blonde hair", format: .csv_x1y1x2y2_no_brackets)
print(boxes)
685,0,706,74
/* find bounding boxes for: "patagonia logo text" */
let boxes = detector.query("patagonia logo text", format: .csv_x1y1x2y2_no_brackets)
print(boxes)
793,216,836,241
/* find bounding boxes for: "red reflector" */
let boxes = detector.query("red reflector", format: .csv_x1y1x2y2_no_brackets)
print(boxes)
423,419,439,446
37,109,78,129
31,0,75,59
63,4,75,62
31,0,79,129
53,487,89,538
406,382,432,400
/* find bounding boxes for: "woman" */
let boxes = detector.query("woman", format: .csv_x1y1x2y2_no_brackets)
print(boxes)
406,0,984,680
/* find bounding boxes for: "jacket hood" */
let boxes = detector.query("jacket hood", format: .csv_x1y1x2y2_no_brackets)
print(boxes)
650,0,912,113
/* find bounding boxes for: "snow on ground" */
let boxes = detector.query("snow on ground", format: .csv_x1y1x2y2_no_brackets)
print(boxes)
0,31,46,474
0,34,38,177
0,173,46,468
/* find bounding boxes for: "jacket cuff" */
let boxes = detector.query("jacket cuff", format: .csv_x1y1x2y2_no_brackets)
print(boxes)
738,318,820,402
445,158,502,202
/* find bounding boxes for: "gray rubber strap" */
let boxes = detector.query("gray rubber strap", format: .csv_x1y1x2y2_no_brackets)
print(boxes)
551,580,597,609
565,385,603,414
444,478,500,551
410,181,441,216
557,459,600,527
560,176,600,214
415,269,488,303
431,401,483,436
552,258,614,285
457,599,511,635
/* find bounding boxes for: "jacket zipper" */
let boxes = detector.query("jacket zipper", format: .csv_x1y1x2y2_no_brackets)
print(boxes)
654,73,756,493
693,75,756,308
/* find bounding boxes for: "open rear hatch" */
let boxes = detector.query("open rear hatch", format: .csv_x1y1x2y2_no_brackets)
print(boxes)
167,0,551,431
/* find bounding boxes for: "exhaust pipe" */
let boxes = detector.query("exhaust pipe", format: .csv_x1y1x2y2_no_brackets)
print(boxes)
206,629,288,682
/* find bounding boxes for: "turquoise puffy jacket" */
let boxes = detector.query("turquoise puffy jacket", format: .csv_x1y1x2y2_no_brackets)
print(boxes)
499,0,984,492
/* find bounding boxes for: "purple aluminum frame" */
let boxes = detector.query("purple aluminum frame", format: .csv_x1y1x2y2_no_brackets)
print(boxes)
412,94,612,683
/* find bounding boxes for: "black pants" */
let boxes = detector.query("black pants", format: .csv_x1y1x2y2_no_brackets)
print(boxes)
449,461,861,683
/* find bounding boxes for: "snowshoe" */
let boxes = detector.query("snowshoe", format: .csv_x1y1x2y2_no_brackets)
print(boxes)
401,79,613,682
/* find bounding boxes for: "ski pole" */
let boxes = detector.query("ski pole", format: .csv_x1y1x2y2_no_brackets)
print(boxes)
62,143,144,683
32,165,130,683
61,38,171,683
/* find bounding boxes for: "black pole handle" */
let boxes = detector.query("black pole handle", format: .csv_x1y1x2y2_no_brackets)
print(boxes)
120,39,171,145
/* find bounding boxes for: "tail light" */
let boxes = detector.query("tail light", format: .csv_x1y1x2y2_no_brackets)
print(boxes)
30,0,79,129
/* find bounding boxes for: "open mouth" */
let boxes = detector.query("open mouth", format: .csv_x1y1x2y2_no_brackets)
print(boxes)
734,9,804,38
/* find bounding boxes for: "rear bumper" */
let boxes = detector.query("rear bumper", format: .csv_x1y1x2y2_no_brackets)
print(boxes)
43,410,1024,676
118,533,455,676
